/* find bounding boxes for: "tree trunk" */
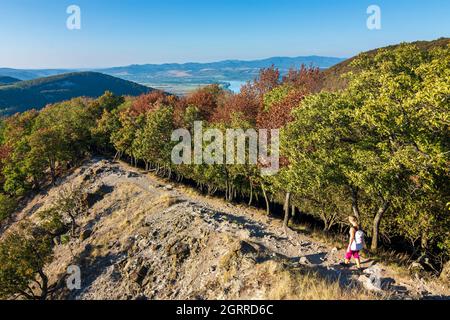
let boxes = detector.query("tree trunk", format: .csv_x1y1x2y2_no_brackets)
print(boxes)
283,192,291,229
248,182,253,206
261,182,270,216
69,214,77,237
225,180,229,201
38,270,49,300
421,232,429,251
49,159,56,185
350,187,360,220
371,200,390,251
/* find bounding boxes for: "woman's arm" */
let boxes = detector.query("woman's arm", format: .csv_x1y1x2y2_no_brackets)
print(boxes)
348,227,356,252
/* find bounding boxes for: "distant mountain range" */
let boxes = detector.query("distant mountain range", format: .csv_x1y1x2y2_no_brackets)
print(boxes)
0,68,72,81
0,72,153,115
97,56,346,84
0,56,345,83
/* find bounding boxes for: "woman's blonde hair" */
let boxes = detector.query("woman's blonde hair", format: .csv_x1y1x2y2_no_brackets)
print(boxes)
349,216,359,225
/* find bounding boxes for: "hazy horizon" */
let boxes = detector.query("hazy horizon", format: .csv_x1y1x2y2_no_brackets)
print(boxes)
0,53,349,70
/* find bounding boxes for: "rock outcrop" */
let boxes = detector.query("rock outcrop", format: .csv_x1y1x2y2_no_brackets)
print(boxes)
8,159,447,300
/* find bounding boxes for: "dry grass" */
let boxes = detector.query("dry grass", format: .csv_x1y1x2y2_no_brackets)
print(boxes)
290,222,345,250
86,183,170,256
215,238,381,300
257,261,379,300
288,222,450,296
290,222,414,273
154,194,185,207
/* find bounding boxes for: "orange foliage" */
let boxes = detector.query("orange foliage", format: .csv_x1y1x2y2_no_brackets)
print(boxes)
185,84,224,121
282,65,322,93
130,91,176,116
211,91,259,125
257,88,306,130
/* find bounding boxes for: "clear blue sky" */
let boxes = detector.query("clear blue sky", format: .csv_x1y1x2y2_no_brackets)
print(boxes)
0,0,448,68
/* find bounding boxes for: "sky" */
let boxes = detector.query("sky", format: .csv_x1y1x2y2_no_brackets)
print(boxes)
0,0,449,69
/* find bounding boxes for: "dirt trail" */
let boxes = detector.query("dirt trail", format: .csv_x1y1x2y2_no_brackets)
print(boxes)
6,158,449,300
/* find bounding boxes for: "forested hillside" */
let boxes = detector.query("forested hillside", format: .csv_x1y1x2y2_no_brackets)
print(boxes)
320,37,450,91
0,72,154,115
0,41,449,299
0,77,20,86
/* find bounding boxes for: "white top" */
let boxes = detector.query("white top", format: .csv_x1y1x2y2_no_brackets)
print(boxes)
351,229,365,251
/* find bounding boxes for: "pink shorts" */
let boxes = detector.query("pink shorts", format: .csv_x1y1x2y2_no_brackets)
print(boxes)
345,250,360,260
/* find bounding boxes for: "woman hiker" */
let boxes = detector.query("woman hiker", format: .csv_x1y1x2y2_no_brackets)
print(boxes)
341,216,365,271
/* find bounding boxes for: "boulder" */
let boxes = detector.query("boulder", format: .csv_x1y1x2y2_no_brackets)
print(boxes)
169,242,191,262
300,241,312,248
363,264,384,276
126,172,138,178
358,275,383,292
130,265,149,286
359,265,395,292
93,166,106,176
299,256,312,265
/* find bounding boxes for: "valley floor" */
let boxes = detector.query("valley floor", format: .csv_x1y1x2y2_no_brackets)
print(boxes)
4,159,449,300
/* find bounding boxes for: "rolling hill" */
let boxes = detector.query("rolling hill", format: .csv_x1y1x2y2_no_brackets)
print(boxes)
0,72,154,115
320,37,450,91
0,76,21,86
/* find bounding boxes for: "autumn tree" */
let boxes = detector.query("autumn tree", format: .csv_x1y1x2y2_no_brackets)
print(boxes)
130,90,175,116
185,84,225,121
282,65,322,93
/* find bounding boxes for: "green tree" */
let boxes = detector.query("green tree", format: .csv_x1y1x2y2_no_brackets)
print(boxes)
0,193,17,222
135,105,175,174
345,44,449,250
0,222,54,300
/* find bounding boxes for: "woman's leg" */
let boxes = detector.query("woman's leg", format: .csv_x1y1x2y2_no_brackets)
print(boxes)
353,251,361,268
344,251,352,264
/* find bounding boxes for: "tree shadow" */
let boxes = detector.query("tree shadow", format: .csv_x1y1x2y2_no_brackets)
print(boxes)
57,243,126,300
203,208,286,241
